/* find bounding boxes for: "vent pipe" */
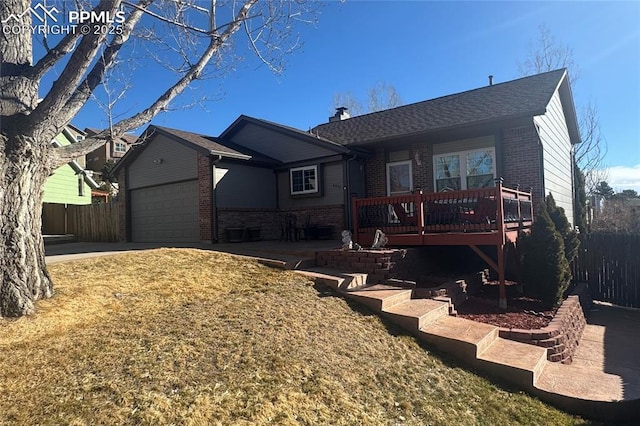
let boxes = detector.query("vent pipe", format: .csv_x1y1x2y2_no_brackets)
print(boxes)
488,75,494,86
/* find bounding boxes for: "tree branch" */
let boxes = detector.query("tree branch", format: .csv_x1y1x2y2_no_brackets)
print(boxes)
107,0,258,137
56,0,154,128
27,31,84,81
50,0,258,168
49,136,110,169
27,0,123,138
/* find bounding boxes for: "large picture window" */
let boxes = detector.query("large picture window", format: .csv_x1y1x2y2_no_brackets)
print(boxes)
434,148,495,191
290,165,318,195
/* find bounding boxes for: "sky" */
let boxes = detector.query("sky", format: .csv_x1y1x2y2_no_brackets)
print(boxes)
62,0,639,193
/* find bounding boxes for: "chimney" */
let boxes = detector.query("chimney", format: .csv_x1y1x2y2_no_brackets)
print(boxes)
488,75,494,86
329,107,350,123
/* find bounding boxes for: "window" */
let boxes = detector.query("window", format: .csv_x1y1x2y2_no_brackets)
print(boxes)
434,148,495,191
114,142,127,153
78,175,85,196
290,165,318,195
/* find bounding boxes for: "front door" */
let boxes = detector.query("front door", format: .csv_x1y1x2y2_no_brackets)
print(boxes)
386,160,413,224
386,160,412,195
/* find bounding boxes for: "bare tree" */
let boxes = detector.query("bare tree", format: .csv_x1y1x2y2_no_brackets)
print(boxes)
0,0,315,317
518,24,607,194
332,81,403,117
331,91,364,117
576,101,608,193
367,81,402,112
518,24,580,84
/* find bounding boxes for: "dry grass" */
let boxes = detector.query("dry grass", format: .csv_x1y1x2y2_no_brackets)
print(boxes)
1,248,585,425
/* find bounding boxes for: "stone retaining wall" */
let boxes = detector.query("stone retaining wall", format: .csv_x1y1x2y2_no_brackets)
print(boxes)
316,249,407,284
499,283,592,364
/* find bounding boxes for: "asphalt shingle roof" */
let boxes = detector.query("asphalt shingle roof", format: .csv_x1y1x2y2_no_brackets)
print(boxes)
312,69,567,145
152,126,280,164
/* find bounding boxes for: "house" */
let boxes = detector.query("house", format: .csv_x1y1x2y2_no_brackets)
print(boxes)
112,121,363,242
84,127,138,176
42,127,101,234
113,68,579,244
312,68,579,225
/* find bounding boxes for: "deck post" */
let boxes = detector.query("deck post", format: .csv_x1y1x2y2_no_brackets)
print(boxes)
415,189,424,234
495,177,508,310
497,243,507,309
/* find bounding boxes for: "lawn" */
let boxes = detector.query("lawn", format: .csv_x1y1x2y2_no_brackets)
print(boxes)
0,248,586,425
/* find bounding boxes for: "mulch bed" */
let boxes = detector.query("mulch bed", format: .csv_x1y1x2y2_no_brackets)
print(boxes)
456,283,556,330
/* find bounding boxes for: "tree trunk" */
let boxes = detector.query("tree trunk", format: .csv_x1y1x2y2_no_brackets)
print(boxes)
0,132,53,317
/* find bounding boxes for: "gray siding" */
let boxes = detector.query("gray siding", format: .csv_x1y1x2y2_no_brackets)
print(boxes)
231,124,338,163
534,90,574,225
433,135,495,154
215,162,277,209
278,161,345,209
128,134,197,189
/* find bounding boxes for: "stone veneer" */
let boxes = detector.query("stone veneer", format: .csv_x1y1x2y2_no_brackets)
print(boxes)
499,283,592,364
316,249,407,284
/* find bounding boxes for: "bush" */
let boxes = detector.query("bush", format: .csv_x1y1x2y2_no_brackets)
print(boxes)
522,199,572,309
545,193,580,264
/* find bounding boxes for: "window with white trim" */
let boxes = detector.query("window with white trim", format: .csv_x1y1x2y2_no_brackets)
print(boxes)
434,148,496,191
114,142,127,153
290,165,318,195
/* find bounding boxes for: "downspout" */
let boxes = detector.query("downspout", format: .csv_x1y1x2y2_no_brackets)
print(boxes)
212,154,222,243
345,153,357,230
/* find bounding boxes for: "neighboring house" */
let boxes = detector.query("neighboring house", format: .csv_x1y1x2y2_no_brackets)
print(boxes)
114,68,579,243
84,127,138,175
42,127,101,234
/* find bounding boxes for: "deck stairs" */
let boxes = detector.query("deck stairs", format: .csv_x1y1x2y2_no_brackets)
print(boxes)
296,269,548,392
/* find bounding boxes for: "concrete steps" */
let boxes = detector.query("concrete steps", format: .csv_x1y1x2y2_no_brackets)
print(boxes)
383,298,450,331
302,268,552,394
419,316,500,363
477,336,548,389
294,268,368,291
345,284,413,312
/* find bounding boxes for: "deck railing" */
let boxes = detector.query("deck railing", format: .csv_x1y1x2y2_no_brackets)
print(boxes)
352,181,533,239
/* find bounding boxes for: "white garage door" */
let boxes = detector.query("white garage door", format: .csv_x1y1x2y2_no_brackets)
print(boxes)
131,180,200,242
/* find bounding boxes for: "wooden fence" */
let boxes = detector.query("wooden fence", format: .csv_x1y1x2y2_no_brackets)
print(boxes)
572,233,640,308
67,202,119,242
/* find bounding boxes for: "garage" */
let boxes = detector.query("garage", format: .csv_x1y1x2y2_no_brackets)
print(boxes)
131,180,199,242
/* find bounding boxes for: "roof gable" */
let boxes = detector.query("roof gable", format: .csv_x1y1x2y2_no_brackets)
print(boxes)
220,115,349,162
312,69,572,145
112,124,281,176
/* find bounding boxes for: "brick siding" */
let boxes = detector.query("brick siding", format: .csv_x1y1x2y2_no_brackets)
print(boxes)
197,154,214,243
501,125,544,207
365,146,386,197
217,205,345,242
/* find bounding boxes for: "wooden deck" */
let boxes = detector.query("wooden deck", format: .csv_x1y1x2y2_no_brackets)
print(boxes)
351,181,534,308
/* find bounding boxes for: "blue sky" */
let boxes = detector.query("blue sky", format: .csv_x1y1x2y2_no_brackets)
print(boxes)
67,1,639,192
